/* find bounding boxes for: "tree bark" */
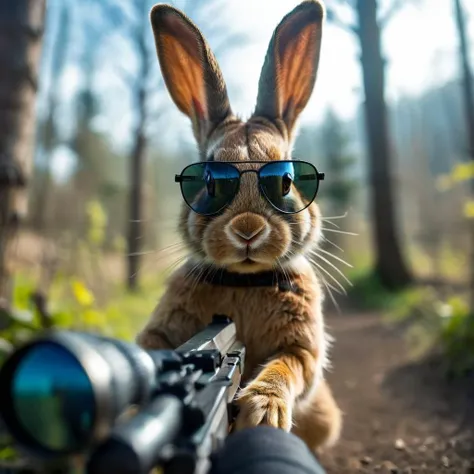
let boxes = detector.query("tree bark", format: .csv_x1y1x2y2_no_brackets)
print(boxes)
453,0,474,315
31,5,70,232
356,0,412,290
0,0,46,302
127,124,145,291
127,3,149,291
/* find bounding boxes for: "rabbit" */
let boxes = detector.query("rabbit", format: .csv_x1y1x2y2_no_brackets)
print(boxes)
136,0,342,453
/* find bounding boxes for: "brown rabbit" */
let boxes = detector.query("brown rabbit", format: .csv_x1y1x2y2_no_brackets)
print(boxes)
136,0,342,452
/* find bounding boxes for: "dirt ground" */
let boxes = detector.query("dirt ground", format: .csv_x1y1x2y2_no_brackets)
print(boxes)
319,311,474,474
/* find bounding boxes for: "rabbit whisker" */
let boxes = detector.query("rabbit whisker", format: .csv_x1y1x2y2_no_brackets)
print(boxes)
319,273,341,313
127,241,187,258
151,247,190,263
312,265,344,296
190,265,207,293
321,236,345,253
277,257,292,286
322,228,358,236
322,211,349,221
310,248,353,269
183,258,205,284
127,250,161,257
311,253,352,287
308,257,347,295
162,253,195,275
322,219,340,229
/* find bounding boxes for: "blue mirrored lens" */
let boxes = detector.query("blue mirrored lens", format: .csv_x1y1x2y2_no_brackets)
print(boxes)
180,162,240,215
259,161,319,213
11,342,95,452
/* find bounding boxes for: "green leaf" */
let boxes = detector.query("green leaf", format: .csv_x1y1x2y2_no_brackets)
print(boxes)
0,445,18,461
51,310,74,328
0,307,12,331
9,309,34,325
0,337,13,356
12,329,35,345
12,276,36,310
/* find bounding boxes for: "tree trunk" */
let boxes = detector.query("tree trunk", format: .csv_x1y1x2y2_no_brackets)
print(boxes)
0,0,46,302
453,0,474,315
126,1,150,291
31,4,70,232
127,124,145,291
356,0,412,290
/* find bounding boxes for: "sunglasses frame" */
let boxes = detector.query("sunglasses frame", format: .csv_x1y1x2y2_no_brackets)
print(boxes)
175,160,325,216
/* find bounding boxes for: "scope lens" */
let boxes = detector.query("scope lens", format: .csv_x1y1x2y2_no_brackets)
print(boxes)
10,342,96,452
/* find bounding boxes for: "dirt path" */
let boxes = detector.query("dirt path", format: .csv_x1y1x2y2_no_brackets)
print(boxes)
319,311,474,474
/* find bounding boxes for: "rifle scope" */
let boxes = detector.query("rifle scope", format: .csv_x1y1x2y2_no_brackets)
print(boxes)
0,330,184,457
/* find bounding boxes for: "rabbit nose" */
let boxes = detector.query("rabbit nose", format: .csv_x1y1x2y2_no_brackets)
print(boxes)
227,213,268,246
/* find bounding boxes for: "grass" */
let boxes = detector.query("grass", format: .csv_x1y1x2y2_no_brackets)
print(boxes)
0,269,167,350
2,198,172,352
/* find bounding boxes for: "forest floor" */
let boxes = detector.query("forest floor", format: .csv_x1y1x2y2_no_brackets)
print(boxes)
319,311,474,474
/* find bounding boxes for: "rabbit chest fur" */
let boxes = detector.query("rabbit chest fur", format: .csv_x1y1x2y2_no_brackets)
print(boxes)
139,257,327,383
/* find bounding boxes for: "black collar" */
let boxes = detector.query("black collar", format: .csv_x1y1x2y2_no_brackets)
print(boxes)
190,265,302,295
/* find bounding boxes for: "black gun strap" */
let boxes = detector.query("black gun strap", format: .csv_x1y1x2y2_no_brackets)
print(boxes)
188,265,302,295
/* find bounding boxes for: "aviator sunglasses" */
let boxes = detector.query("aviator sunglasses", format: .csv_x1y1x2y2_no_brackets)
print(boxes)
175,160,325,216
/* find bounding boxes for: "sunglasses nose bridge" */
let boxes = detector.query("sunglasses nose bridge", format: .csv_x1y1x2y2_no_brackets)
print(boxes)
239,169,259,177
239,169,260,189
231,170,262,212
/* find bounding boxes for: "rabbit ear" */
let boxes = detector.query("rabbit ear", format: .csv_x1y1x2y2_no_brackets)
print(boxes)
253,0,324,139
150,4,232,146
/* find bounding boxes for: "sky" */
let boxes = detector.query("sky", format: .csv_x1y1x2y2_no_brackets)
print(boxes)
50,0,474,180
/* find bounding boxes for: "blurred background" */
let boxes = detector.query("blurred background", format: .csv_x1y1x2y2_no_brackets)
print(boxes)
1,0,474,398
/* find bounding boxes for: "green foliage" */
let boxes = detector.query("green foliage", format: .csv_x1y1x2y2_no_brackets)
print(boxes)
0,270,165,347
346,267,405,311
86,199,108,247
438,297,474,377
380,286,474,378
433,158,474,376
384,286,445,358
388,286,439,322
1,197,167,351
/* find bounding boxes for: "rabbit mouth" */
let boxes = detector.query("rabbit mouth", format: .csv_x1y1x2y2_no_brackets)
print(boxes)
226,256,271,274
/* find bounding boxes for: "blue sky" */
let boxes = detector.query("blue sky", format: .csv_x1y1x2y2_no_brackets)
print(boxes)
50,0,474,180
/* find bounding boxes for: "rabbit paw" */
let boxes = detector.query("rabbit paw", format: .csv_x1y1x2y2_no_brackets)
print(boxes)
136,327,172,350
233,383,292,431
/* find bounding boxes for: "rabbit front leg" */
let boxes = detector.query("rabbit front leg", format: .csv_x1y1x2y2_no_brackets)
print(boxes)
136,295,205,350
234,345,321,432
136,322,175,350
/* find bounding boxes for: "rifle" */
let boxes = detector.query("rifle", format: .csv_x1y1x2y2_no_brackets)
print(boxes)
0,315,245,474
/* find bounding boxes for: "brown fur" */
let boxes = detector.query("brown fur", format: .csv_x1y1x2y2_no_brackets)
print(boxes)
139,0,342,453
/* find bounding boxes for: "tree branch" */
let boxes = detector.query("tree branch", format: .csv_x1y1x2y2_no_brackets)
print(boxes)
326,8,359,35
30,291,53,329
379,0,407,28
